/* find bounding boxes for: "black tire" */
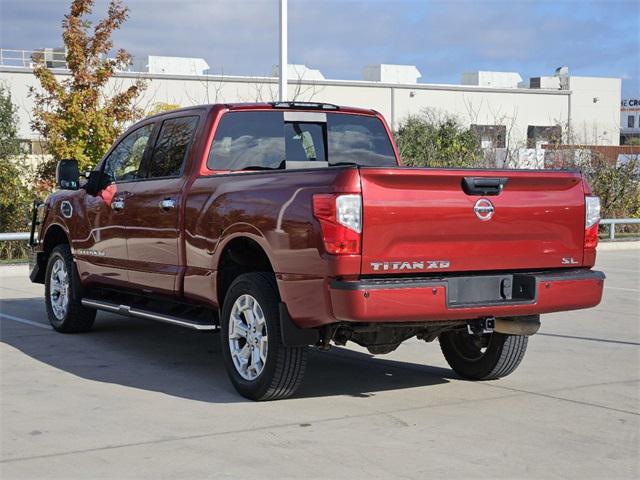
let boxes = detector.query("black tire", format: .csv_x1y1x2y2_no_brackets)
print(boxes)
44,244,96,333
220,272,307,401
439,329,528,380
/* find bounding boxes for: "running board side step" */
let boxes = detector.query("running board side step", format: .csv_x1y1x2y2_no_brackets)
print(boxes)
81,299,218,331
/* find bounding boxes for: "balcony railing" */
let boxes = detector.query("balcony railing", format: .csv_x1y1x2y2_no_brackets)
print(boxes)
0,48,67,69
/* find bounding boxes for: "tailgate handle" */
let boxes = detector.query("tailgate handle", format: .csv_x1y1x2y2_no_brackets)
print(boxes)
462,177,508,196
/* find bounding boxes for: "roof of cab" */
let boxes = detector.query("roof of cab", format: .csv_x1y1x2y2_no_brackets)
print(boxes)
145,102,378,119
225,102,377,116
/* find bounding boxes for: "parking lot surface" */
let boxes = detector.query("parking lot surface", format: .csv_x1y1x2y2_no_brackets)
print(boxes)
1,250,638,479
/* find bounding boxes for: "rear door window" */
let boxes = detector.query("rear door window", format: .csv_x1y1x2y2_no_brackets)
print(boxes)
207,112,285,170
146,116,199,178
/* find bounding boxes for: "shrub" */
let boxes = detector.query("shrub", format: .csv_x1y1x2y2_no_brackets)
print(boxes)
394,110,480,168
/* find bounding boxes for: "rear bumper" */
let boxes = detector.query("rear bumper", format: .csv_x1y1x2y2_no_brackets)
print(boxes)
329,269,605,323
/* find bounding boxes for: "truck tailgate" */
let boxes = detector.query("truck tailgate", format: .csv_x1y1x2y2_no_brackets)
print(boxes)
359,168,586,275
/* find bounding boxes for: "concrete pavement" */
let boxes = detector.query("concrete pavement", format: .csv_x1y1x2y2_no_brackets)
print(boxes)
1,250,638,479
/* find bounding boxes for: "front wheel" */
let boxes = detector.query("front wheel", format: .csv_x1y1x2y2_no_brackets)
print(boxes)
220,273,307,401
439,329,528,380
44,244,96,333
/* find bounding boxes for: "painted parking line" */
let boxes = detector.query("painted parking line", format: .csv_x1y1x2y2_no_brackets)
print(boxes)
0,313,52,330
537,332,640,346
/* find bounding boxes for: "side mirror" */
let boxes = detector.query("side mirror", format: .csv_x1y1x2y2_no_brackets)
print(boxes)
56,159,80,190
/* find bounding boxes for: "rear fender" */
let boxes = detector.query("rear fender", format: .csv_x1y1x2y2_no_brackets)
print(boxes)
213,224,277,273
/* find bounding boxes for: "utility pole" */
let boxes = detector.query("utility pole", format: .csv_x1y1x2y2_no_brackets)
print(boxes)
279,0,288,101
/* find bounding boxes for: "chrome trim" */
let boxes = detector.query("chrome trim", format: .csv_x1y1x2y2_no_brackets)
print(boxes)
159,198,176,210
111,198,125,211
81,299,121,312
81,298,217,331
60,201,73,219
473,198,494,221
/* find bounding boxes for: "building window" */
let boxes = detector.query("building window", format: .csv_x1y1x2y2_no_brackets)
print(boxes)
527,125,562,149
470,125,506,149
628,115,636,129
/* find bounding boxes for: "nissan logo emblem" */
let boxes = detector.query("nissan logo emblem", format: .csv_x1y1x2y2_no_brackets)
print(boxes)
474,198,494,221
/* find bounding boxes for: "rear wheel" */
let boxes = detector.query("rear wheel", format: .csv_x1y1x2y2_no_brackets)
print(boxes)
439,329,528,380
220,273,307,401
44,244,96,333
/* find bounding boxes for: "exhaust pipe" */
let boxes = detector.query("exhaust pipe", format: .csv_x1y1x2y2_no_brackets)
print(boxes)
494,315,540,336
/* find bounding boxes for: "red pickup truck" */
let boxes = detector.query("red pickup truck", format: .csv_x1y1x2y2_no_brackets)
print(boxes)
29,102,605,400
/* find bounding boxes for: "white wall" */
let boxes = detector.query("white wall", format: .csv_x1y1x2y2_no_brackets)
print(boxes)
569,76,621,145
0,67,619,149
391,85,568,147
0,69,38,138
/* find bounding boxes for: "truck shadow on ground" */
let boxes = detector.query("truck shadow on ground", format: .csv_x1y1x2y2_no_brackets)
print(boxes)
0,297,452,403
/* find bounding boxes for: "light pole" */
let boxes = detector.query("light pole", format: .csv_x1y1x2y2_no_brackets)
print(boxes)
279,0,288,101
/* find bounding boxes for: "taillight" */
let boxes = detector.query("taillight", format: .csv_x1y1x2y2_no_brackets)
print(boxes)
312,194,362,254
585,196,600,249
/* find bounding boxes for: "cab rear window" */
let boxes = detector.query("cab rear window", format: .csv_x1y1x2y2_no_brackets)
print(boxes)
327,114,396,166
207,111,396,170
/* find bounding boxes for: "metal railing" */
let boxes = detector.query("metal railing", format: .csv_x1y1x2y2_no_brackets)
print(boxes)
600,218,640,240
0,48,67,69
1,219,639,243
0,232,30,242
0,49,35,68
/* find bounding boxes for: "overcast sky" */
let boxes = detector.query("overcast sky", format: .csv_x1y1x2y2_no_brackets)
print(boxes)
1,0,638,97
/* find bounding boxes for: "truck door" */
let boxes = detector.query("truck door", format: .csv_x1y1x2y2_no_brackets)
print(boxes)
76,123,155,288
125,115,200,295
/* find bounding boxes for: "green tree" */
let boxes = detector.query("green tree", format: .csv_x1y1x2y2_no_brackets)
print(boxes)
583,155,640,220
29,0,146,182
394,111,480,167
0,85,33,259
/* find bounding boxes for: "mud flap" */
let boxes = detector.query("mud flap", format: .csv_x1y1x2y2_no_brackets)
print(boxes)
28,251,46,284
279,303,319,347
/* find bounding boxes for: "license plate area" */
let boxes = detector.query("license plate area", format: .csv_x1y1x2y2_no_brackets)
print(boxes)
447,274,536,308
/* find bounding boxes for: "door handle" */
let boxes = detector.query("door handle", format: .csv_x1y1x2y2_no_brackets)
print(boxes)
159,198,176,210
111,198,125,211
461,177,508,196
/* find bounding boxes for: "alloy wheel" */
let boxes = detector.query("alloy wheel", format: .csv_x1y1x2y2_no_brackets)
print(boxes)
228,294,268,380
49,258,70,320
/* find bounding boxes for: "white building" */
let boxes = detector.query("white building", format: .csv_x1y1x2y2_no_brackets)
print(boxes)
620,98,640,144
0,49,623,162
461,71,522,89
131,55,210,76
363,64,421,84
